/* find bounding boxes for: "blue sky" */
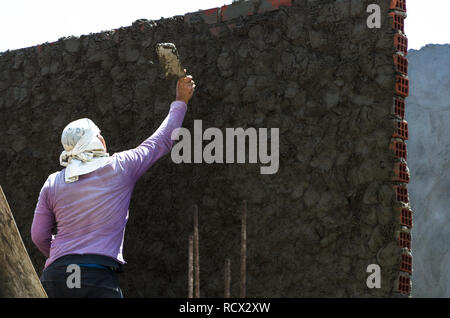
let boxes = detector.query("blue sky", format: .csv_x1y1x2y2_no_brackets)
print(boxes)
0,0,449,53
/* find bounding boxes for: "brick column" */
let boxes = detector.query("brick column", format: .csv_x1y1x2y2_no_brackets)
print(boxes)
389,0,412,296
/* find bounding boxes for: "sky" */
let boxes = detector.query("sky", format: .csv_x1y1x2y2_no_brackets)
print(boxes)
0,0,449,53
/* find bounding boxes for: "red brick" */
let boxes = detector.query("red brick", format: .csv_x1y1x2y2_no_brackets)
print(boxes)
399,231,411,249
393,120,408,140
220,5,228,21
269,0,292,8
394,33,408,56
390,0,407,12
184,8,219,25
393,162,410,183
394,185,409,203
220,2,254,22
400,253,412,274
395,75,409,97
397,274,411,294
258,0,292,14
389,140,407,160
202,8,219,24
389,12,405,33
394,54,408,76
397,207,413,228
393,96,406,119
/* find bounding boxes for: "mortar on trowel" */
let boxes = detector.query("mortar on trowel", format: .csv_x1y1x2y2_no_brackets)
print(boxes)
155,43,186,80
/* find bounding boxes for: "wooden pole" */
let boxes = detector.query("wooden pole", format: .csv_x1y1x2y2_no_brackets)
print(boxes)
193,204,200,298
0,185,47,297
224,258,231,298
188,234,194,298
240,200,247,298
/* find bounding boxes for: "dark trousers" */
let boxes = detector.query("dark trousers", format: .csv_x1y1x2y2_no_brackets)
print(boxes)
40,265,123,298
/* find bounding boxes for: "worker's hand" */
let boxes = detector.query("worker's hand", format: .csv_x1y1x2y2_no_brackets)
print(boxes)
176,69,195,105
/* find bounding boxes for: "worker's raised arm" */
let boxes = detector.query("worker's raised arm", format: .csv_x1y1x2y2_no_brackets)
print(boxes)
116,74,195,182
31,178,56,258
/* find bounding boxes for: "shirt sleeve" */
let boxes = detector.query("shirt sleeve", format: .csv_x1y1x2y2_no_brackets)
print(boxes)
31,178,56,258
115,100,187,182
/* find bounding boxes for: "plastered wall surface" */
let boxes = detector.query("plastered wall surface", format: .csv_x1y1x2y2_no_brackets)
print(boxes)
0,0,410,297
407,44,450,297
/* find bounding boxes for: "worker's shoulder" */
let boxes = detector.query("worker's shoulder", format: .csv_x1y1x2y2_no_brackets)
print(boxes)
44,170,64,186
48,170,63,179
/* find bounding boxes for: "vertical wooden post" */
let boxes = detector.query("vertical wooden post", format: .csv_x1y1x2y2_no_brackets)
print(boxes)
188,235,194,298
224,258,231,298
193,204,200,298
0,185,47,298
240,200,247,298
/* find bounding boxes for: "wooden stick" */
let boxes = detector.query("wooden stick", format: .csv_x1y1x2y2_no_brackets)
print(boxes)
188,234,194,298
240,200,247,298
224,258,231,298
193,204,200,298
0,185,47,298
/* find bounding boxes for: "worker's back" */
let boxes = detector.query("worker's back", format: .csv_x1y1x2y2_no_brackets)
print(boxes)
43,155,133,268
31,101,188,270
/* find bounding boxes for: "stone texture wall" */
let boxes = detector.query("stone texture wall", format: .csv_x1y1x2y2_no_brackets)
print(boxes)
0,0,410,297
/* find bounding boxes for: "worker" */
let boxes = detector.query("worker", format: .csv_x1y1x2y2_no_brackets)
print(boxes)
31,73,195,298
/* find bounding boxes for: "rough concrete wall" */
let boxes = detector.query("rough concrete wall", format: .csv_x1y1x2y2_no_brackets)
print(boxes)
0,0,411,297
407,44,450,297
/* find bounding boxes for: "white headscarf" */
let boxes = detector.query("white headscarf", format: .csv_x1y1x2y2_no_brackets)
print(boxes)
60,118,110,183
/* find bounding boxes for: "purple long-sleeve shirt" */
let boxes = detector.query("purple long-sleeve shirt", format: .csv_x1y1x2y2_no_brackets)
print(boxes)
31,101,187,269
